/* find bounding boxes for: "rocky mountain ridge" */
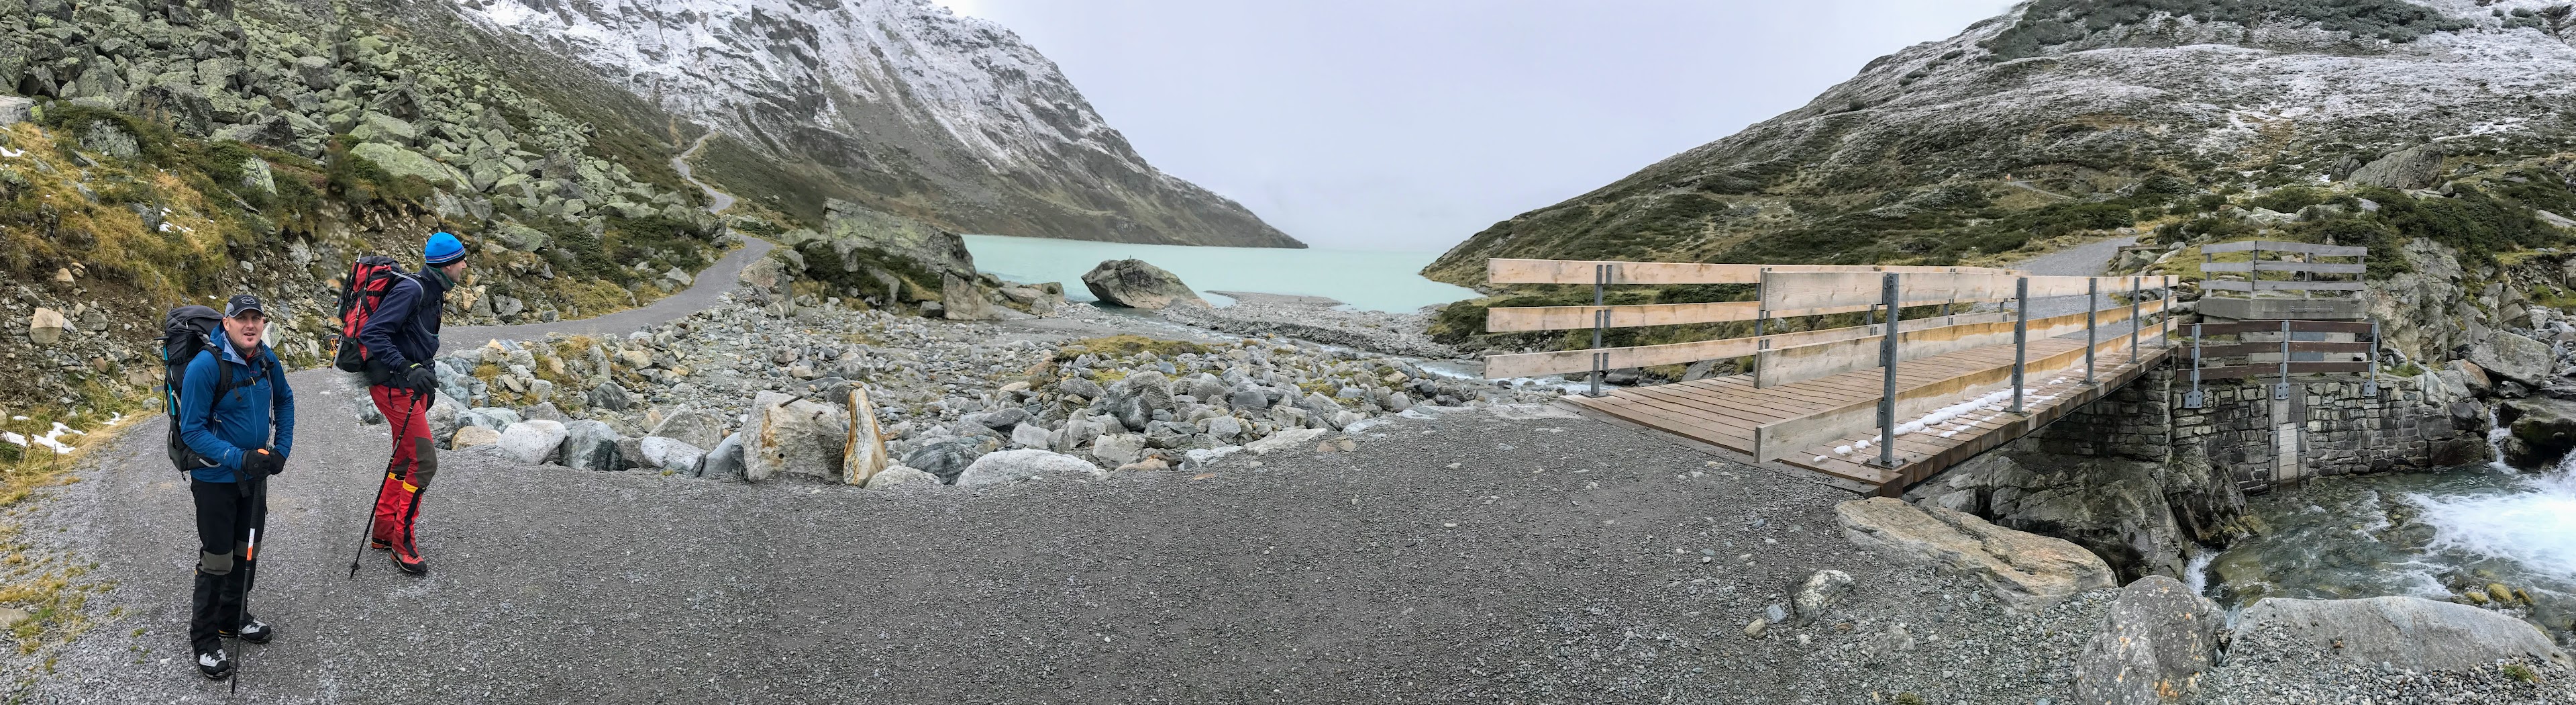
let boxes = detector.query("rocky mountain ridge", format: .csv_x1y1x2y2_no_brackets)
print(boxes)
1424,0,2576,283
456,0,1301,248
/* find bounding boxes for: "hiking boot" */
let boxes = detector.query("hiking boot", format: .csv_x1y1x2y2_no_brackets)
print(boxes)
219,617,273,645
391,536,427,575
369,537,391,551
195,648,233,680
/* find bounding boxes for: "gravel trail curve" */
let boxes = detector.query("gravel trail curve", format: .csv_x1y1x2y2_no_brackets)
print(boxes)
437,238,772,353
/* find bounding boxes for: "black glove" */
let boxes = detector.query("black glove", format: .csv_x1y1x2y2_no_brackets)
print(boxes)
401,364,437,393
242,448,285,477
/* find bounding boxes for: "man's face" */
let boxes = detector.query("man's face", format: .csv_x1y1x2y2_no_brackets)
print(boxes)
223,311,266,351
440,260,468,281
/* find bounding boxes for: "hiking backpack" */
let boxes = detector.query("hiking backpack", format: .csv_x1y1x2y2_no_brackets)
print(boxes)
331,256,409,374
162,306,276,473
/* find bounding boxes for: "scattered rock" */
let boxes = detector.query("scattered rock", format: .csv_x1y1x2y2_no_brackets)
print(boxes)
864,465,939,490
1081,258,1208,309
903,436,992,483
650,408,727,451
1793,569,1855,624
843,388,892,485
1245,427,1327,455
2236,596,2573,671
639,436,706,474
497,420,570,465
956,449,1106,486
450,426,503,450
1834,497,2115,608
559,420,622,471
701,432,747,481
587,383,634,412
1745,618,1769,639
744,391,847,483
1090,433,1146,466
27,308,69,346
2073,576,2221,705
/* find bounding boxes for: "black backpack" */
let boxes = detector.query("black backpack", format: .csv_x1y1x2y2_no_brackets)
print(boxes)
162,306,278,473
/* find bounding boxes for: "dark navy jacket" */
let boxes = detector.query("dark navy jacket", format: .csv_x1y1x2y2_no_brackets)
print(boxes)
176,333,295,483
356,266,451,375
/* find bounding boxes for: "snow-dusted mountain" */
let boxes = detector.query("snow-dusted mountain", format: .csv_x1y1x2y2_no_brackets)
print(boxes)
457,0,1301,248
1425,0,2576,284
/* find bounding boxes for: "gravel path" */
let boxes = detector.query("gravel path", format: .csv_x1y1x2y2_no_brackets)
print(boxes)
437,238,772,354
5,381,2126,703
2010,236,2138,319
672,134,737,214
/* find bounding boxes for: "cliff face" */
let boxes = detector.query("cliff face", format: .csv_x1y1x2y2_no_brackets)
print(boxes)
1423,0,2576,285
458,0,1303,248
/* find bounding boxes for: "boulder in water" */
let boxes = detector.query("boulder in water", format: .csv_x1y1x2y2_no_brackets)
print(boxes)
1081,259,1207,310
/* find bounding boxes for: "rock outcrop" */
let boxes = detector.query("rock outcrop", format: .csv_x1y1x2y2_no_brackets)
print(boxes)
1833,497,2116,608
2237,596,2573,672
2073,576,2221,705
454,0,1301,248
1083,259,1208,310
2347,144,2447,189
2501,397,2576,469
2471,331,2554,387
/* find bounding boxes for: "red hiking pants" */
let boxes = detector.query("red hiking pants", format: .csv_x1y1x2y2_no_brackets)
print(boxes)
369,385,435,549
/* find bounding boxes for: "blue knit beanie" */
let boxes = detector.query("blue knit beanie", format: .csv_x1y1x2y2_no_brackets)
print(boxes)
424,232,466,267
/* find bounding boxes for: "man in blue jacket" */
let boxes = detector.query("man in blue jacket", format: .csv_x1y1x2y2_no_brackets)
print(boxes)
175,294,293,679
359,232,464,575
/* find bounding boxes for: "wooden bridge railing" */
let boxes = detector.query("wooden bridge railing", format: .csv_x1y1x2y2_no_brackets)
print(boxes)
1484,258,2179,469
2178,319,2381,408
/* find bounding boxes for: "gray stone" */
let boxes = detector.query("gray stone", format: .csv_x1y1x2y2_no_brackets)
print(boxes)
650,407,726,451
1090,433,1146,466
701,432,747,481
2237,596,2571,671
497,420,569,465
559,420,621,471
1080,258,1208,309
1245,427,1327,455
1009,423,1051,449
1792,569,1854,624
1835,497,2115,608
903,436,992,483
1059,377,1102,399
588,382,635,412
864,465,940,490
0,96,30,126
460,407,522,431
744,391,846,483
2347,144,2445,189
1202,416,1244,442
956,449,1105,486
639,436,706,474
449,425,502,450
2502,396,2576,468
2474,330,2554,387
27,308,69,346
2073,576,2221,705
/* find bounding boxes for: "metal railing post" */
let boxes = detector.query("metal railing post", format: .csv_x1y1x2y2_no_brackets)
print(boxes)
2010,277,2028,414
2084,277,2098,385
1587,263,1608,397
2184,323,2204,409
1878,272,1900,469
2129,276,2141,363
2363,320,2381,397
2275,319,2291,400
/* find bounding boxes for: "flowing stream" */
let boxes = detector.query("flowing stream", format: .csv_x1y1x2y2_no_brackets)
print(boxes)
2198,410,2575,642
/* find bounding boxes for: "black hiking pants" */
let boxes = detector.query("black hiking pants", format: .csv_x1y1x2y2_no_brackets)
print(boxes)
188,477,265,655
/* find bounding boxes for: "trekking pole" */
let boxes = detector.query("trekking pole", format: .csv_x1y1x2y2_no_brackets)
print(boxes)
233,473,267,698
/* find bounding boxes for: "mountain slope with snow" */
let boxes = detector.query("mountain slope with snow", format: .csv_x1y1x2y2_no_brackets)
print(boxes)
1423,0,2576,285
459,0,1301,248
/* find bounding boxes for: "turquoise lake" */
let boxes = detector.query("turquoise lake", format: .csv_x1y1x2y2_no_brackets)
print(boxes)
960,234,1482,313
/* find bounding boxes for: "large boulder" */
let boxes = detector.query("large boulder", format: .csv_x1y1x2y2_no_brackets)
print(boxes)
2469,331,2552,387
2346,144,2445,189
2502,396,2576,468
650,407,727,451
1081,259,1207,310
2073,576,2222,705
955,449,1106,486
348,142,467,190
497,420,569,465
744,391,847,483
1834,497,2116,608
559,420,622,471
2236,596,2572,671
939,273,1002,321
903,436,994,483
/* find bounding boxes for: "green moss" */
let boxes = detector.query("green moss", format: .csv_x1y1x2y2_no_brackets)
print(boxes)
1053,335,1210,362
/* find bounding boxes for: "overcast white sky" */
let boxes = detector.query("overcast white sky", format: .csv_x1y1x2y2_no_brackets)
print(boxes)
933,1,2019,251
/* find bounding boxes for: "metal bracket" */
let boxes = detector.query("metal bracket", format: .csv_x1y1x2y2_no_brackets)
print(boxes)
2360,381,2379,397
2273,383,2290,400
2183,389,2205,409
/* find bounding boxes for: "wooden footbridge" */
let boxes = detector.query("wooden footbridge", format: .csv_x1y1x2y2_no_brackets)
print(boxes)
1480,258,2179,496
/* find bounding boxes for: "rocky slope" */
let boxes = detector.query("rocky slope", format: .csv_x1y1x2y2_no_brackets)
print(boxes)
453,0,1301,248
1424,0,2576,284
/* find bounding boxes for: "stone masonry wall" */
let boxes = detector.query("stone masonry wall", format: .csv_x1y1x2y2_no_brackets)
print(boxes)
2166,371,2486,491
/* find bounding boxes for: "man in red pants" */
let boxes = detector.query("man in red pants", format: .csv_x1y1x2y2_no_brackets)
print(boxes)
358,232,466,574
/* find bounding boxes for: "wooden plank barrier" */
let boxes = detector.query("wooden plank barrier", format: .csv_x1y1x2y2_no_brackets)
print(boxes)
2198,261,2367,275
1753,297,2167,388
2201,280,2367,292
1487,259,2024,286
2200,362,2371,379
1751,318,2175,462
1483,310,2005,379
2202,240,2369,256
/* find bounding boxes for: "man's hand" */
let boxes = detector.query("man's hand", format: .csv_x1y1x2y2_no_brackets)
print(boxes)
242,448,286,477
401,364,437,393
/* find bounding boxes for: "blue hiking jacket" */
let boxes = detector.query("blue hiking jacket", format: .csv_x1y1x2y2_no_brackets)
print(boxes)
176,332,295,483
356,265,450,375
